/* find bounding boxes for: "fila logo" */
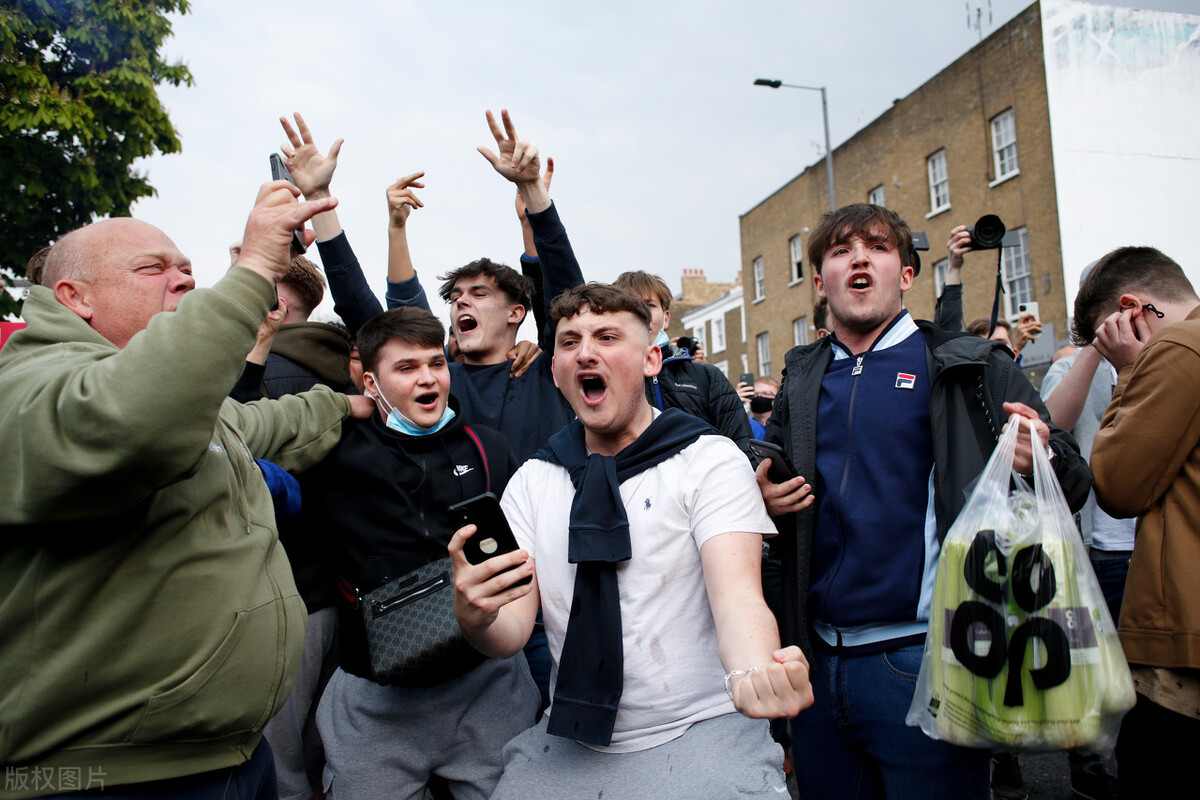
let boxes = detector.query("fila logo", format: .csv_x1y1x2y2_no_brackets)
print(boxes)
895,373,916,390
453,464,474,477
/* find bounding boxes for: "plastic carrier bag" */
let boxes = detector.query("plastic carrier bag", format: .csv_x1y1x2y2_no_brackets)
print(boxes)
906,417,1135,751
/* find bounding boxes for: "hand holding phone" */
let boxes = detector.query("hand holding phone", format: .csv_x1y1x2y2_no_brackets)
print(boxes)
269,153,308,255
748,439,799,484
448,493,531,587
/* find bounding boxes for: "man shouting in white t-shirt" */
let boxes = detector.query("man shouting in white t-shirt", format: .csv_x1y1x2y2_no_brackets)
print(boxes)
449,282,813,799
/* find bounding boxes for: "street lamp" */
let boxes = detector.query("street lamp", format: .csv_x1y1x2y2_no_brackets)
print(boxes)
754,78,836,212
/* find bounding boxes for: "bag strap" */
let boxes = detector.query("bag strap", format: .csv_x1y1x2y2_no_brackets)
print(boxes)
336,573,360,606
462,424,491,493
336,425,491,606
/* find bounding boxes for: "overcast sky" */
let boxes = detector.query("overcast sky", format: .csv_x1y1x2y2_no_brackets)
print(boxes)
131,0,1197,324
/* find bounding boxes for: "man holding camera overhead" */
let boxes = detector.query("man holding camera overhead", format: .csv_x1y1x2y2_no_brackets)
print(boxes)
756,203,1090,800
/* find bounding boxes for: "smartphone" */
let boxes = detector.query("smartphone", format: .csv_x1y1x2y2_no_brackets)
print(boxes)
747,439,799,484
448,492,531,586
739,372,755,388
1017,301,1040,324
268,153,307,255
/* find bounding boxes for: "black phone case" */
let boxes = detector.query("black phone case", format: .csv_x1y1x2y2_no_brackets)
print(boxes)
448,493,531,586
748,439,799,484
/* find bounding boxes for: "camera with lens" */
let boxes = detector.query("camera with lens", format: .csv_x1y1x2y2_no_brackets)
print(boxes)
967,214,1007,251
675,336,699,356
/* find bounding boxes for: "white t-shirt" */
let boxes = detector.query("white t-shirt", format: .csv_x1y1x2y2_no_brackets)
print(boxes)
502,433,777,752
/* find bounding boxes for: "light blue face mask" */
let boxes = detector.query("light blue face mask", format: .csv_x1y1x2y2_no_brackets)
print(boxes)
367,376,455,436
654,329,670,348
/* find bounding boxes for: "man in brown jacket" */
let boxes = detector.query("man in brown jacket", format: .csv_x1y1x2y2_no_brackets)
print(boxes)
1075,246,1200,798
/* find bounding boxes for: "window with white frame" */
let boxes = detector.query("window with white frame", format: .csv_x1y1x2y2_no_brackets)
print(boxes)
991,109,1019,180
756,331,771,378
691,325,706,355
1002,228,1033,317
711,317,726,353
753,256,765,301
868,185,886,207
793,316,809,347
714,360,729,378
927,149,950,212
932,257,949,298
789,235,804,283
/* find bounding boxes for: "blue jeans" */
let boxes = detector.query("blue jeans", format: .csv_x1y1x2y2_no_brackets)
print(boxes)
1088,549,1131,625
792,644,989,800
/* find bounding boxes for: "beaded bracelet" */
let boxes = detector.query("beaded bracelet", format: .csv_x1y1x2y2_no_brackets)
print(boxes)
724,665,763,700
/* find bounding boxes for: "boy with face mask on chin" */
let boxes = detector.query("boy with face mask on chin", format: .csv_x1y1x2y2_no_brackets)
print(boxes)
292,306,538,800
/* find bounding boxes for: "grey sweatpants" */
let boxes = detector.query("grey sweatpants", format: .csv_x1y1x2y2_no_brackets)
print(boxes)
263,607,338,800
316,655,539,800
489,712,788,800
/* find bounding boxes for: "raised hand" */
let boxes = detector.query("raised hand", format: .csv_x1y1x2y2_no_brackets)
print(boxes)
387,172,426,230
236,181,337,283
279,112,343,198
947,225,973,271
515,157,554,222
1093,307,1151,370
478,109,541,185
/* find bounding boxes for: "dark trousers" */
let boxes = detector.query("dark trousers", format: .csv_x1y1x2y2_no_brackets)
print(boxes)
1116,692,1200,800
41,739,277,800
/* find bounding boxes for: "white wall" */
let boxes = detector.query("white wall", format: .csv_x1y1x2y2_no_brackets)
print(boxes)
1042,0,1200,317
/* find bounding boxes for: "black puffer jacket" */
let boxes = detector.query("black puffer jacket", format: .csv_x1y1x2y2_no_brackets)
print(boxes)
644,343,752,454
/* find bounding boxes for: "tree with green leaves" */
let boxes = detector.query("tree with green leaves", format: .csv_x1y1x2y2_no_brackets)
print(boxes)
0,0,193,320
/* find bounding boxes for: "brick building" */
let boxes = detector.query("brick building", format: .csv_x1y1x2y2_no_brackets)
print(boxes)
740,0,1068,383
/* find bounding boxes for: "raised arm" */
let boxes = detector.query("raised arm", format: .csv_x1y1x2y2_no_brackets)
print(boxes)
934,224,971,332
1090,310,1195,518
384,172,431,312
478,108,550,215
1041,345,1105,432
479,109,582,350
517,157,554,336
230,301,285,402
280,112,343,243
279,112,383,332
4,182,339,521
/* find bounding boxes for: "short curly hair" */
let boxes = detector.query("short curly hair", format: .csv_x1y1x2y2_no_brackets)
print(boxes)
550,283,653,333
278,256,326,316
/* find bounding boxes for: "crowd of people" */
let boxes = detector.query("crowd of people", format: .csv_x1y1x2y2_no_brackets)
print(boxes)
1,109,1196,800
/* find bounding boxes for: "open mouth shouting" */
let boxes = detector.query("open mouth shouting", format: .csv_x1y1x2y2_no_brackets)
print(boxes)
456,314,479,335
415,391,441,410
849,271,873,291
579,373,608,405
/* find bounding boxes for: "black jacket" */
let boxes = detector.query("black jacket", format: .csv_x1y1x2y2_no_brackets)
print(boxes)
230,322,355,402
765,320,1090,659
646,343,752,454
296,399,517,680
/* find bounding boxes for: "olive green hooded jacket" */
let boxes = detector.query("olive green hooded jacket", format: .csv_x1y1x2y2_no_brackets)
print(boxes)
0,267,349,797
